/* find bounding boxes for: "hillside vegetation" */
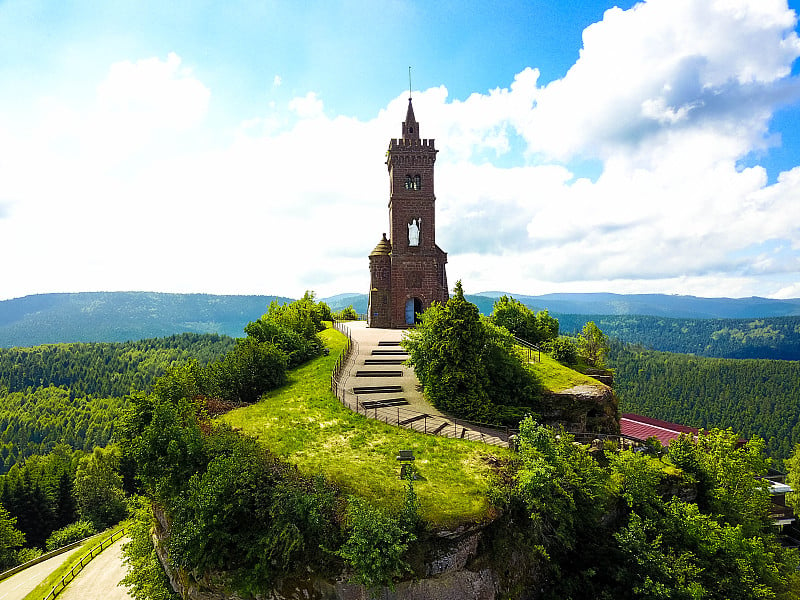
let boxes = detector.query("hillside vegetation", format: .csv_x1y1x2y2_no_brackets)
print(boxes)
559,313,800,360
0,334,234,473
610,341,800,458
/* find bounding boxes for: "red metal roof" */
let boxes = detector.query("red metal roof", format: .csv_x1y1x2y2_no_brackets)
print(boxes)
620,413,699,446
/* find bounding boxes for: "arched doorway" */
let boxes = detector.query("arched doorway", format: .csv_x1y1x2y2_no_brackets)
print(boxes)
404,297,423,325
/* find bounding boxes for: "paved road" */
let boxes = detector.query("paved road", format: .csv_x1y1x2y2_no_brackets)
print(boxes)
58,536,132,600
0,551,73,600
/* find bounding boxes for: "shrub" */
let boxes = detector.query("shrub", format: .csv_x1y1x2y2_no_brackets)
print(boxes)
543,337,578,364
336,497,415,590
205,338,288,404
333,305,359,321
45,520,97,551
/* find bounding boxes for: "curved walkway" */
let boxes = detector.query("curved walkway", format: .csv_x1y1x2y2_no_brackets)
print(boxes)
336,322,509,447
57,536,132,600
0,552,72,600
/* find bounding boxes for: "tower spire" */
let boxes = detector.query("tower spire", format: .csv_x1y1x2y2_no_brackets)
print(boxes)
402,66,419,139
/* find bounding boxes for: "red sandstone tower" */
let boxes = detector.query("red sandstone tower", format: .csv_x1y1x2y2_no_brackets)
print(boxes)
368,98,449,328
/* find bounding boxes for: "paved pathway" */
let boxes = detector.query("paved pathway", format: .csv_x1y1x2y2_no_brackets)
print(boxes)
336,322,508,446
58,536,132,600
0,552,72,600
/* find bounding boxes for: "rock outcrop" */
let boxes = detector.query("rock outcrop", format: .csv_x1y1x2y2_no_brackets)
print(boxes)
151,505,542,600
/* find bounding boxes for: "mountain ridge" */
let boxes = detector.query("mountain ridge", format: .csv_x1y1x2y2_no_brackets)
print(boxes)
2,290,800,349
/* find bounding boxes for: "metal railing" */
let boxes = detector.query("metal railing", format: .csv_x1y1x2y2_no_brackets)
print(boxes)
513,336,541,362
330,321,358,398
346,397,513,446
43,526,127,600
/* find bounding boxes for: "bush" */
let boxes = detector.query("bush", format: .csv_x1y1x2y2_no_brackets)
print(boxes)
206,339,288,404
45,520,97,550
335,497,415,590
543,337,578,364
13,546,42,565
333,305,359,321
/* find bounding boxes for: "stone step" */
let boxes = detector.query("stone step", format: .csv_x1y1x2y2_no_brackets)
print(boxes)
355,370,403,378
364,358,406,365
431,421,451,435
378,341,402,346
398,413,429,426
352,385,403,395
361,398,409,410
371,349,408,356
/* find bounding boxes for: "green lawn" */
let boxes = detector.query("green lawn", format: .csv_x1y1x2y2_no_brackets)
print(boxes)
522,349,604,392
222,328,510,528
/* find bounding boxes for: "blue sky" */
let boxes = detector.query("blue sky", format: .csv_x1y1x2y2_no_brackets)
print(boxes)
1,0,800,300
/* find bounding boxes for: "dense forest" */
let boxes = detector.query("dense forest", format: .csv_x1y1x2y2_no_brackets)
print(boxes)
609,340,800,458
0,334,234,474
558,314,800,360
0,333,235,397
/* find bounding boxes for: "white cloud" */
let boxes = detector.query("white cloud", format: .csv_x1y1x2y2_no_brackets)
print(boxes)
288,92,324,119
518,0,800,161
2,1,800,302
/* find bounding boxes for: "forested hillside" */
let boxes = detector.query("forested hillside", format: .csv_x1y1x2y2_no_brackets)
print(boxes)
0,333,234,473
559,314,800,360
609,341,800,458
0,333,235,397
0,292,289,347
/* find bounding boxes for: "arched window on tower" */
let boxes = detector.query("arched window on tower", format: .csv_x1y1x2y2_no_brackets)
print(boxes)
413,174,421,190
405,175,413,190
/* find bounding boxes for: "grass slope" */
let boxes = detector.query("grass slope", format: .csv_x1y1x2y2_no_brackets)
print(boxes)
523,350,602,392
222,328,510,528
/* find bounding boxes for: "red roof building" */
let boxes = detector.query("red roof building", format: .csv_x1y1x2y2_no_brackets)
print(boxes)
620,413,699,446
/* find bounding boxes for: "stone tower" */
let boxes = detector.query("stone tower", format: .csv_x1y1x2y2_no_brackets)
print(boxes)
368,98,449,328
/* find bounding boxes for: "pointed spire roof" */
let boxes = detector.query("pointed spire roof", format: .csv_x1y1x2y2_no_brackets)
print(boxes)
402,97,419,140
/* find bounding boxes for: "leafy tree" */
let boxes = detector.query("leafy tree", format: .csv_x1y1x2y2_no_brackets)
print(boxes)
490,296,559,345
265,291,328,340
120,391,206,504
404,283,543,423
578,321,610,367
74,446,127,528
403,282,493,421
786,443,800,515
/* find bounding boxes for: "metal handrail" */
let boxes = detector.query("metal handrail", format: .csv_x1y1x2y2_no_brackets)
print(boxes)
513,335,541,362
43,526,126,600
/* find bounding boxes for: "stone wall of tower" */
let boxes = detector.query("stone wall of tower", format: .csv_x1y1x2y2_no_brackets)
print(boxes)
368,252,392,328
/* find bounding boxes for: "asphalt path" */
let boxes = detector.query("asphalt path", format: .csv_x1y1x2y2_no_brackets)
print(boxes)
58,536,132,600
0,552,72,600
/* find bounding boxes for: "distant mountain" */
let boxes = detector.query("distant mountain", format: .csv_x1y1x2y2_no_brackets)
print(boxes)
472,292,800,319
325,292,800,319
0,292,291,347
3,290,800,351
